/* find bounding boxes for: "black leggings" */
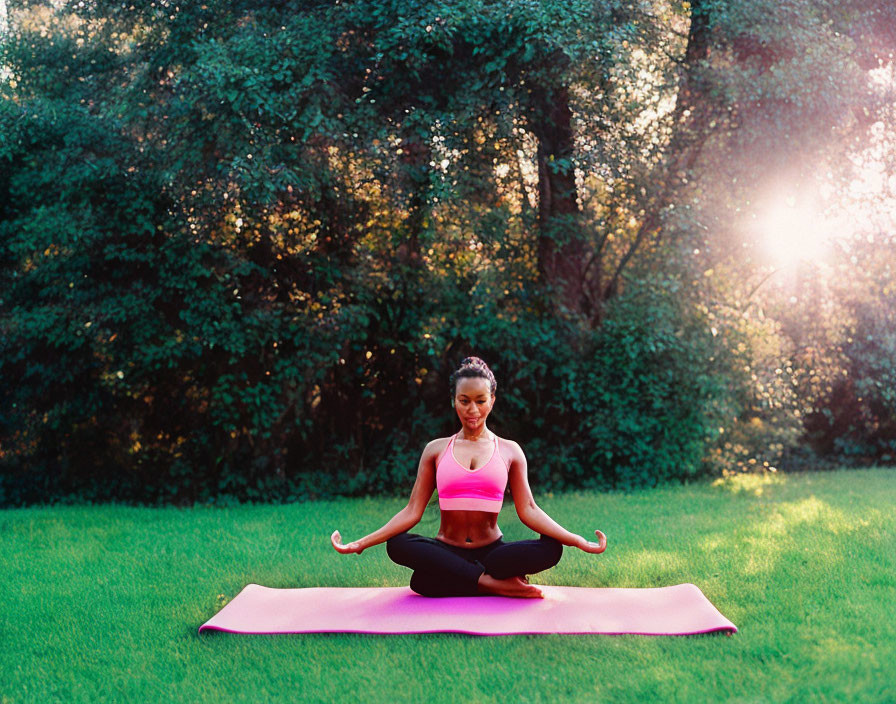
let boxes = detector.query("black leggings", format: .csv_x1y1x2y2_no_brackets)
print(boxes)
386,532,563,597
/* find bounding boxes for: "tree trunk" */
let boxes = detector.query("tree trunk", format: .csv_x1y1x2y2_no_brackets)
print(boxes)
531,83,588,317
599,0,714,311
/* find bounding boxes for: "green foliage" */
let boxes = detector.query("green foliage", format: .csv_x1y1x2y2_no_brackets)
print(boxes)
372,270,753,493
1,0,893,504
581,278,739,488
793,235,896,462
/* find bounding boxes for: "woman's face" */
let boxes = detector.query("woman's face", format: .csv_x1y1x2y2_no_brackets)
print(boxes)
453,376,495,433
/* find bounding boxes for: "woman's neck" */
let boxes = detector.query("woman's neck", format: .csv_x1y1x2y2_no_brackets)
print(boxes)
458,426,490,442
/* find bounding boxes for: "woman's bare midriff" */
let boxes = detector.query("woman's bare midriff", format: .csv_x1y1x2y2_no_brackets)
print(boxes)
436,509,502,548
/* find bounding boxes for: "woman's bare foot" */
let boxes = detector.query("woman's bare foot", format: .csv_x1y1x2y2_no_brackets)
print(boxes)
477,573,544,598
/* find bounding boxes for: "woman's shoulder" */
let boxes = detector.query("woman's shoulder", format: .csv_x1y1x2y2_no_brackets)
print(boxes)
493,433,522,450
492,433,524,466
421,435,454,457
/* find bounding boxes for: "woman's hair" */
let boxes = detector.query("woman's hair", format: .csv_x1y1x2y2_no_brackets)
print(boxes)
449,356,497,398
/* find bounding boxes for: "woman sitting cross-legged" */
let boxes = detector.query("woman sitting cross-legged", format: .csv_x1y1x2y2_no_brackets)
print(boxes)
331,356,607,598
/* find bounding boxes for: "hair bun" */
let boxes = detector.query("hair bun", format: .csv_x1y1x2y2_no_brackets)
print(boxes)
449,356,497,397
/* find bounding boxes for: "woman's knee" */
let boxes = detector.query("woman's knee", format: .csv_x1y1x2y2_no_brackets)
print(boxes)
409,572,441,597
386,532,413,563
541,535,564,567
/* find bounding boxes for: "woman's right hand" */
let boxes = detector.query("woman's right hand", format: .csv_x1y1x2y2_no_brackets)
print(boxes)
331,530,364,555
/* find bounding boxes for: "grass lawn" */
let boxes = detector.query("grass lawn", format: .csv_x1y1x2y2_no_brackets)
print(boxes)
2,467,894,703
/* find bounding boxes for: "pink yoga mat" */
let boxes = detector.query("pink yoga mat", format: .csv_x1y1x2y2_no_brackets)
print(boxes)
199,583,737,636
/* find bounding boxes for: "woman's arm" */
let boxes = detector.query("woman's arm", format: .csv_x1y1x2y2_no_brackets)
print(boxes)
331,438,440,554
506,440,607,554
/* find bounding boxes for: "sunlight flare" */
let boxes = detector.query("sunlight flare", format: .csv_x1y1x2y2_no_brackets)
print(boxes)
756,195,833,266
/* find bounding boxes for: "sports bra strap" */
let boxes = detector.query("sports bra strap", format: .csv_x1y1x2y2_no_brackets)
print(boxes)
435,434,454,467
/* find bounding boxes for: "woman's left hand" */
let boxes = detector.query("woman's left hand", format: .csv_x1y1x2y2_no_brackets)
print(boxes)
577,530,607,554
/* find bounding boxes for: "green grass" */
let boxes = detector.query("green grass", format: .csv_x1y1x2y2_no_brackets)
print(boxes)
2,467,894,703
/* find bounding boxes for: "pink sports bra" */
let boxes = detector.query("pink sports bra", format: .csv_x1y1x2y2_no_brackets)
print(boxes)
436,432,508,512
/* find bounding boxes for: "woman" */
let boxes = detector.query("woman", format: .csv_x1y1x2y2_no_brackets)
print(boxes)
331,357,607,598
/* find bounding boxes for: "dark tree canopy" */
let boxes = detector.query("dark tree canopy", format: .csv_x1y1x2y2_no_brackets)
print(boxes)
1,0,893,504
